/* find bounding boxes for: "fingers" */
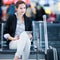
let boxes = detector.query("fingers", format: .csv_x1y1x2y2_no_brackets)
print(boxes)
14,36,20,40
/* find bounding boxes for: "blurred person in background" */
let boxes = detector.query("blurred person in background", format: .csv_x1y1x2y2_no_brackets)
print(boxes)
1,4,8,21
35,3,46,21
6,2,15,16
4,1,32,60
0,6,2,22
47,12,56,23
26,4,36,20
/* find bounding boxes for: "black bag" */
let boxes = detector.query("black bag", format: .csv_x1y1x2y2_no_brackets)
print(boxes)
45,47,58,60
47,49,54,60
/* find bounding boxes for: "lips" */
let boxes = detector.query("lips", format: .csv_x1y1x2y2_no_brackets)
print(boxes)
21,12,24,13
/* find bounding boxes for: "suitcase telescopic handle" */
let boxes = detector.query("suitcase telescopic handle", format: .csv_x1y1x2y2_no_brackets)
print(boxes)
43,15,49,54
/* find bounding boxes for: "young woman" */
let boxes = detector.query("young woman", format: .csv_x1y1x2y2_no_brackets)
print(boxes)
4,1,32,60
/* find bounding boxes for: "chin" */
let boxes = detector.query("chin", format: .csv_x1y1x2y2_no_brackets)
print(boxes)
22,13,25,15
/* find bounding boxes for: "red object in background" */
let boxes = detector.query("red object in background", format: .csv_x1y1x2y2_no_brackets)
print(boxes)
2,0,30,4
25,0,30,4
47,13,56,23
13,0,18,4
2,0,18,4
2,0,11,5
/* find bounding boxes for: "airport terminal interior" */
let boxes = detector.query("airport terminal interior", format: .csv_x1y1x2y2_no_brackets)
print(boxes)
0,0,60,60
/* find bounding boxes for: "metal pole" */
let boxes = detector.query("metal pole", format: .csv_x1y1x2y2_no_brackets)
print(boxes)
39,21,43,50
43,15,49,54
1,23,4,50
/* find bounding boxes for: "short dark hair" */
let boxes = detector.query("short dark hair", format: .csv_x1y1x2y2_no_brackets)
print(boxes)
15,1,26,8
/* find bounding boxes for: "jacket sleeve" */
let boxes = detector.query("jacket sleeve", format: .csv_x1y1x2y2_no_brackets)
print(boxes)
29,19,33,31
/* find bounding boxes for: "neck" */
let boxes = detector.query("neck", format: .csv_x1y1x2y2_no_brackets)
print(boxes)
17,13,24,21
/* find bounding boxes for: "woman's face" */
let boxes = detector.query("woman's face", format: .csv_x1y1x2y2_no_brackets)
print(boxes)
16,3,26,16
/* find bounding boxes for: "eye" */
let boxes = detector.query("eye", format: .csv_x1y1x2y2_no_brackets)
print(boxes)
24,7,26,9
20,8,22,9
20,7,26,9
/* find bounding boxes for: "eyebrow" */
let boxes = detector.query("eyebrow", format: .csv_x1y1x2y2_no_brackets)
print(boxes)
20,6,26,8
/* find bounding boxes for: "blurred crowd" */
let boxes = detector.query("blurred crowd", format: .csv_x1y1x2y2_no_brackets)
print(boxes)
0,0,58,23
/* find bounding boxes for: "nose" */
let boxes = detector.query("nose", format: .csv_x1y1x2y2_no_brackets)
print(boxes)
21,9,25,12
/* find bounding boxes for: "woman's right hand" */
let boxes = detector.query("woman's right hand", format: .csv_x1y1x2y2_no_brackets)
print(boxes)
13,36,20,40
7,35,20,41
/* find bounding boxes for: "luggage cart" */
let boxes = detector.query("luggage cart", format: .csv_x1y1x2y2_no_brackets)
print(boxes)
32,15,48,60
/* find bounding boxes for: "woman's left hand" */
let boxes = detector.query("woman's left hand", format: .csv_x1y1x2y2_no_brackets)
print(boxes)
28,34,32,39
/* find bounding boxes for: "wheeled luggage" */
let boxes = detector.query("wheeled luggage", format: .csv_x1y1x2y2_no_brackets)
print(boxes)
45,47,58,60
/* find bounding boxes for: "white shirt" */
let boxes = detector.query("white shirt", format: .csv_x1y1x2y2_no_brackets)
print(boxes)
4,19,25,39
15,19,25,36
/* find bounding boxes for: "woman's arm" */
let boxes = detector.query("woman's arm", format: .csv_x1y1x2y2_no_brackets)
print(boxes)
28,33,32,39
4,34,19,41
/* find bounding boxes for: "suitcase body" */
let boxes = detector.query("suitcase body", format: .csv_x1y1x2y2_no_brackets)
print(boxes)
46,47,58,60
47,49,54,60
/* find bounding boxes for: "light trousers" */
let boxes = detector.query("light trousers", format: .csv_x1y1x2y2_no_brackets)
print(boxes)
9,31,31,60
